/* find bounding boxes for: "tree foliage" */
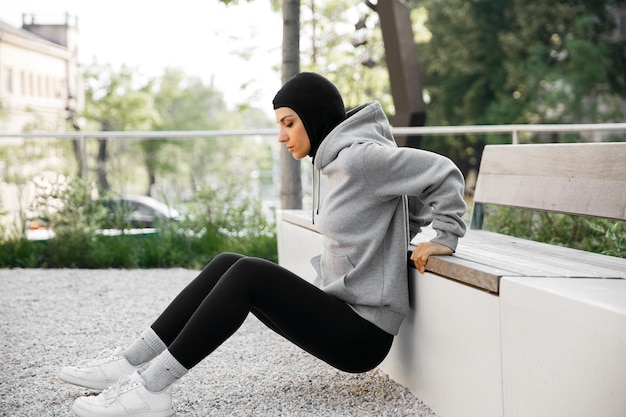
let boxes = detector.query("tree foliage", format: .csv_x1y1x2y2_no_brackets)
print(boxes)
80,63,274,201
294,0,623,124
397,0,626,177
82,62,159,190
411,0,626,126
300,0,394,111
144,68,232,195
82,63,158,132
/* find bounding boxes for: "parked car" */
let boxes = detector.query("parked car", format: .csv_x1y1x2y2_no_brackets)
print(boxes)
26,195,184,240
99,195,184,229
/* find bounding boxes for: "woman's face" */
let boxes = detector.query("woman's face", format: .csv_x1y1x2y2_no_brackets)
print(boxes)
275,107,311,160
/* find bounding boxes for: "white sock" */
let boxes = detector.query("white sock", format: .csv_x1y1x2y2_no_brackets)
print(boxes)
140,350,188,392
122,328,167,366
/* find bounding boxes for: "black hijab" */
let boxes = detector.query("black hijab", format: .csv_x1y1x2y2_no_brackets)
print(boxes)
272,72,346,159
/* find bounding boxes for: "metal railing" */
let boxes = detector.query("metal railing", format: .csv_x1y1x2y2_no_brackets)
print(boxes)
2,123,625,234
2,122,626,143
391,122,626,144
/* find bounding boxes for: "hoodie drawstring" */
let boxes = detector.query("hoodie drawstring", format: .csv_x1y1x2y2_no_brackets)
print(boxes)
312,167,321,224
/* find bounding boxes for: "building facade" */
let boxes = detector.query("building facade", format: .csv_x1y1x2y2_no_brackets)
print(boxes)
0,13,83,133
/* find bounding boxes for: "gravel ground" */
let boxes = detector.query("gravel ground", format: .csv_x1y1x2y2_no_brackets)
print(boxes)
0,268,437,417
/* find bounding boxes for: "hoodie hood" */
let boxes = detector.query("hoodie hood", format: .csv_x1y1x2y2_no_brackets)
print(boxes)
314,102,394,171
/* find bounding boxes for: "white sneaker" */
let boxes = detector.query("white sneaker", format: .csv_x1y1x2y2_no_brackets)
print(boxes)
71,371,173,417
59,348,148,390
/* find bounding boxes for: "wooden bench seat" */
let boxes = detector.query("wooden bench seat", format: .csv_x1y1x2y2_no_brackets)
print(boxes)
411,226,626,293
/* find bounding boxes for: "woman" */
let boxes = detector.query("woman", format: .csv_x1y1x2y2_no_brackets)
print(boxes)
61,72,466,417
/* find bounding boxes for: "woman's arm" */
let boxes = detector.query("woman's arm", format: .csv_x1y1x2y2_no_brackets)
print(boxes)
361,144,467,251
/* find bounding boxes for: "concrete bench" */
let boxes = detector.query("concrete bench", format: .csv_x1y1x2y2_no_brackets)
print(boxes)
276,142,626,417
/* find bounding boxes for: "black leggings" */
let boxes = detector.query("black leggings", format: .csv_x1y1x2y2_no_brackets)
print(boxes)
150,253,393,373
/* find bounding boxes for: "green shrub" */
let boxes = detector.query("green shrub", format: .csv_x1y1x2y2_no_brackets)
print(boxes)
0,180,277,269
482,205,626,258
0,239,43,267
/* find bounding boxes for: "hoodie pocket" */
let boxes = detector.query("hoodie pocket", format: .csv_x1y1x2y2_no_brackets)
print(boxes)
318,253,359,303
321,252,354,279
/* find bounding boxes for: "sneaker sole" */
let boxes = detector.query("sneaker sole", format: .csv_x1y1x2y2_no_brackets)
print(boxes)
58,370,118,391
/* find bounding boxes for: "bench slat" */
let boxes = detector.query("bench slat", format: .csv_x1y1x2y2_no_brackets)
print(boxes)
474,143,626,220
475,175,626,220
476,142,626,178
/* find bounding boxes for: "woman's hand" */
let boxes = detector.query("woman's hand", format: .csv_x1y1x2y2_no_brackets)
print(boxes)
410,242,453,274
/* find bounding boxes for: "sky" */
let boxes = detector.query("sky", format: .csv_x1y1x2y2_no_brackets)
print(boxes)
0,0,283,115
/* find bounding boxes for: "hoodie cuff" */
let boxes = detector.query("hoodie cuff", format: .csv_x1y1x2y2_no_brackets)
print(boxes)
431,230,459,252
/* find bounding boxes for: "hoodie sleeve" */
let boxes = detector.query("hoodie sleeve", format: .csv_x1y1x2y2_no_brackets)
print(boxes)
359,143,467,250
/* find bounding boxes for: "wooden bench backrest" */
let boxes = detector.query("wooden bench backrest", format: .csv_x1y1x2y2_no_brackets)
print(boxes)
472,143,626,228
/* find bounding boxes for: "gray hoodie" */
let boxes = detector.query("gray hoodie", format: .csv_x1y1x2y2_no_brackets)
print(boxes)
310,102,467,335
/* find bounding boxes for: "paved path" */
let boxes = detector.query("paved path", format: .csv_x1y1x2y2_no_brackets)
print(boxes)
0,268,437,417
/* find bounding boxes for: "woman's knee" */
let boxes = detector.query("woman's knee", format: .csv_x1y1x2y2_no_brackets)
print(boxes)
206,252,246,270
194,253,246,286
217,257,279,290
228,256,277,276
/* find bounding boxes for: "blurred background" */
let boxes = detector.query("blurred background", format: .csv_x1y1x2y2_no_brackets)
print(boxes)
1,0,625,267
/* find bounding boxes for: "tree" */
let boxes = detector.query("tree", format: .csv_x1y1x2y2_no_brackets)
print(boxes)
300,0,393,111
495,0,626,124
149,68,231,195
82,63,275,201
150,68,274,200
82,62,158,192
280,0,304,209
405,0,626,178
219,0,303,209
415,0,626,126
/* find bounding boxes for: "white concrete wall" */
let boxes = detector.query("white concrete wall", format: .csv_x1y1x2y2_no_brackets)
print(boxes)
500,277,626,417
276,210,322,283
379,270,503,417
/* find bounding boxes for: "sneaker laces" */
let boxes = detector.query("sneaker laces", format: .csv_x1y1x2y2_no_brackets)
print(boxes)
101,373,143,404
77,348,123,368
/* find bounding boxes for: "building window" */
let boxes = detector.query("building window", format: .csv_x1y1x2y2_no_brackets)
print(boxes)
20,71,26,95
3,68,13,94
29,73,34,96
